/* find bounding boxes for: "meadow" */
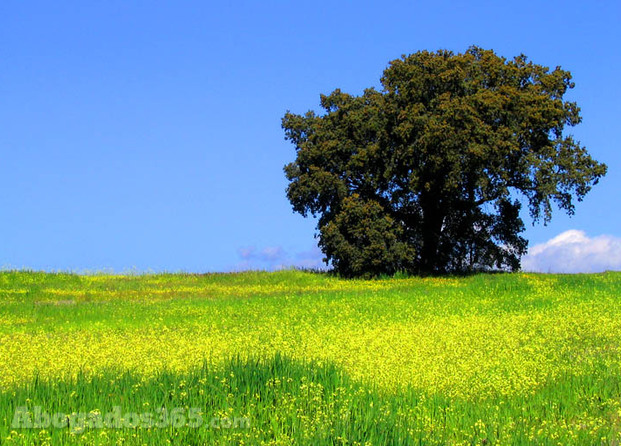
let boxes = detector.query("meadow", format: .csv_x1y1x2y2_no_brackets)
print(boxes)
1,270,620,445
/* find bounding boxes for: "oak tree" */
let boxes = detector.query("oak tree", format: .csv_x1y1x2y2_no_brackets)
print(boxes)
283,47,607,276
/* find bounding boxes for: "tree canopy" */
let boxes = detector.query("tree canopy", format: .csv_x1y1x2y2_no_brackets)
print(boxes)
283,47,607,277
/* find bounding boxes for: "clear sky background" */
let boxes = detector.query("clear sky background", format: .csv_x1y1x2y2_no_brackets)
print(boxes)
1,0,620,273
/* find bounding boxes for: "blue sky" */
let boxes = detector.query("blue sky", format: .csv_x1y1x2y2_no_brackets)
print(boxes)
1,0,620,273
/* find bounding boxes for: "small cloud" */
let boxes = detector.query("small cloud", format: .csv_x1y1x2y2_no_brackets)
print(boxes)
236,246,287,265
258,246,286,262
292,246,325,270
233,245,327,271
522,230,621,273
237,247,256,260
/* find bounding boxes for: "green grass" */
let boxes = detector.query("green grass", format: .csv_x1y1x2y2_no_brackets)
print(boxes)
2,356,620,445
1,270,621,444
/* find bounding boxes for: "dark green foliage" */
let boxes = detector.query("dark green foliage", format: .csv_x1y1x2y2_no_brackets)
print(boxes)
283,47,607,276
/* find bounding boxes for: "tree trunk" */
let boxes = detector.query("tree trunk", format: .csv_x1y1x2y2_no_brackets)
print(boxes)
419,195,444,275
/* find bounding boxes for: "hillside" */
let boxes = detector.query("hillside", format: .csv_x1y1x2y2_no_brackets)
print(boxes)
1,271,620,444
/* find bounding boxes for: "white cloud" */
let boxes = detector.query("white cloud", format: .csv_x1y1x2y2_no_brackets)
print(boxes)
235,231,621,274
522,230,621,273
233,245,326,271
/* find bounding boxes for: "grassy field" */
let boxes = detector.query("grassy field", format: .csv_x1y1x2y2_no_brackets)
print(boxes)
1,270,620,445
